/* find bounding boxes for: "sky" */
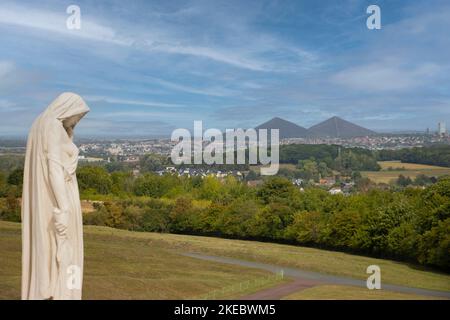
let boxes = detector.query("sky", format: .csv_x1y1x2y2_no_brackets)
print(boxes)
0,0,449,137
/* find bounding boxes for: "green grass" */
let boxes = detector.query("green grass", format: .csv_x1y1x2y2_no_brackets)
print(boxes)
283,285,445,300
0,221,278,300
1,221,449,299
74,225,449,292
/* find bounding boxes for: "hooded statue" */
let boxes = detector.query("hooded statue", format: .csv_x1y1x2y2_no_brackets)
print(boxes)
21,92,89,300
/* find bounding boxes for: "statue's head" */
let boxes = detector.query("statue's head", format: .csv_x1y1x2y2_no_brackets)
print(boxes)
46,92,90,137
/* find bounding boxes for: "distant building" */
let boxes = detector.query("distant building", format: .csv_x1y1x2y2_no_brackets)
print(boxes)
77,155,104,163
329,187,343,195
319,177,336,186
438,122,447,136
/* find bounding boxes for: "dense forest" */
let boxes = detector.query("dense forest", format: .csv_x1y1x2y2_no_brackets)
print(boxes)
378,145,450,167
280,144,381,172
1,163,449,270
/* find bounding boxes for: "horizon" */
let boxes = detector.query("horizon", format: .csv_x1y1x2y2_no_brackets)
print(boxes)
0,114,443,140
1,0,449,137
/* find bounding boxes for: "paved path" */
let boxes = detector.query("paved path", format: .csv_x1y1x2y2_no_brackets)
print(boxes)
240,278,320,300
182,252,450,299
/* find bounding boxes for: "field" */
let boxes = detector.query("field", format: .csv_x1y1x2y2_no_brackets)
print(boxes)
362,161,450,184
249,163,297,172
1,221,449,299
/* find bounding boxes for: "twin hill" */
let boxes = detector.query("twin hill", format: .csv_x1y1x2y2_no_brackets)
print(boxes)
255,117,309,139
255,116,375,138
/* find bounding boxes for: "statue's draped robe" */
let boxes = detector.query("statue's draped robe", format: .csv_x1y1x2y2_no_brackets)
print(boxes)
22,93,89,300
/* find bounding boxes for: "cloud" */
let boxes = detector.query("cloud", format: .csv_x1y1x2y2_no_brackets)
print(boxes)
84,96,184,108
0,61,15,78
0,0,449,136
0,2,319,73
149,77,237,97
330,62,441,92
0,99,13,110
0,3,125,45
78,117,175,137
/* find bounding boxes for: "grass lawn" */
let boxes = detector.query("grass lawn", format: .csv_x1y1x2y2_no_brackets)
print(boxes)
0,221,278,300
283,285,445,300
1,221,449,299
362,161,450,184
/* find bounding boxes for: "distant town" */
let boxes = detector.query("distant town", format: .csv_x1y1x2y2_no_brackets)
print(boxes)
0,117,448,161
1,118,450,208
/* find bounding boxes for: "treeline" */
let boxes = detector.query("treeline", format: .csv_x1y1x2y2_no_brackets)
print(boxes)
2,164,448,270
279,144,450,173
279,144,381,173
378,145,450,167
80,174,448,270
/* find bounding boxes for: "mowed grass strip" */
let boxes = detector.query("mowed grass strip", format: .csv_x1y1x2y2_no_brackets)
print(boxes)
283,285,447,300
0,221,277,300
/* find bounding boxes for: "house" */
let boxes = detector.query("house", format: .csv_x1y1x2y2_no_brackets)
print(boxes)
329,187,343,195
319,177,336,186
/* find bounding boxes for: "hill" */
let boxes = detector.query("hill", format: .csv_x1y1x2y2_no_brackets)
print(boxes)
255,117,309,138
0,221,448,299
308,116,375,138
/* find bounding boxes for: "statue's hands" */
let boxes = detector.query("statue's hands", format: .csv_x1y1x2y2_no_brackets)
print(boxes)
53,207,69,237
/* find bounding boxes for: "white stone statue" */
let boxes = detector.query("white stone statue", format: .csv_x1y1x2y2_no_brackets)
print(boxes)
21,93,89,300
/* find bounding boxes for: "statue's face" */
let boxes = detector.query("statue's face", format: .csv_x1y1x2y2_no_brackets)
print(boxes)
62,112,87,130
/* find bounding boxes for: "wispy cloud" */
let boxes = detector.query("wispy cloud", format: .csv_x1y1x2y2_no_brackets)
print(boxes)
0,0,449,136
331,61,441,92
84,96,184,108
150,77,237,97
0,1,319,73
0,3,125,45
0,61,15,78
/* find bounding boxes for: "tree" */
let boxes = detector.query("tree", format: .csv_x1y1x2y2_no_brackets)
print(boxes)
285,211,325,244
0,171,7,197
250,203,293,239
111,171,134,195
414,174,432,186
326,210,362,248
139,154,168,172
133,173,179,198
7,168,23,187
417,219,450,269
257,177,295,204
77,166,112,194
297,159,319,181
397,175,413,187
198,176,223,201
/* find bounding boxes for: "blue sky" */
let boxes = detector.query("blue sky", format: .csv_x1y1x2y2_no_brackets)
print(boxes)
0,0,449,137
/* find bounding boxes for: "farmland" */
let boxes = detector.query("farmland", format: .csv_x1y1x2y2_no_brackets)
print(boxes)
362,161,450,184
